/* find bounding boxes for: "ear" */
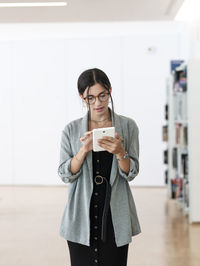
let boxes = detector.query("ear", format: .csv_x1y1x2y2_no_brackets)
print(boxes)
109,87,112,94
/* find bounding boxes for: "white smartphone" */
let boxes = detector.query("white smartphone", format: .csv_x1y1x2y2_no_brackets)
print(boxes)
92,126,115,152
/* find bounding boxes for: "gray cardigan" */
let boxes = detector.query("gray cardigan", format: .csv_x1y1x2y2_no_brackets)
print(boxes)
58,108,141,247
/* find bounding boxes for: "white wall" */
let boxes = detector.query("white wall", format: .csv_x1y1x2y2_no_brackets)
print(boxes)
0,22,189,186
188,21,200,59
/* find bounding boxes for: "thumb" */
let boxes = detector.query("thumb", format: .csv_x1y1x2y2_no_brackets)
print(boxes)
115,132,123,142
84,131,92,136
115,132,120,139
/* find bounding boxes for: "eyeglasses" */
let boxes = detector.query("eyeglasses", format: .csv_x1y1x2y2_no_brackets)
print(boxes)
83,92,110,105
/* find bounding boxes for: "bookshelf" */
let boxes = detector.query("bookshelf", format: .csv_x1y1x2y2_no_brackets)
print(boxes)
163,60,200,223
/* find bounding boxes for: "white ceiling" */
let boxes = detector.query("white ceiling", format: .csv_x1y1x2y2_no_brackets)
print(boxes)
0,0,184,23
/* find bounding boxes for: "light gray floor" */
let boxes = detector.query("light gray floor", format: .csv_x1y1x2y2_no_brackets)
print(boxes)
0,186,199,266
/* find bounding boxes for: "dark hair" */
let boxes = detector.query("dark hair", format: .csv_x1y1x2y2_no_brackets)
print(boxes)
77,68,115,126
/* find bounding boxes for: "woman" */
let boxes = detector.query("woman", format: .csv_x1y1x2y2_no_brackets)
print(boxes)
58,68,141,266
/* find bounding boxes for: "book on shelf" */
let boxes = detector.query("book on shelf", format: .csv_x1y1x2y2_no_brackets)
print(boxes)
175,123,188,146
170,60,184,72
171,177,183,199
184,181,189,208
165,169,168,185
164,149,168,164
172,147,178,169
174,69,187,92
181,154,188,179
165,104,168,120
174,92,187,121
162,125,168,141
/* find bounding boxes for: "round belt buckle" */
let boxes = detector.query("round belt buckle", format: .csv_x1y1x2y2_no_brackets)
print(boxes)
94,175,104,185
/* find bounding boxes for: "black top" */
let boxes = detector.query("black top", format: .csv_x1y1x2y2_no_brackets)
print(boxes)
90,150,114,244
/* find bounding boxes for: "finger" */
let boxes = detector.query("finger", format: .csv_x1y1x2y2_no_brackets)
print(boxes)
81,132,92,139
98,140,113,148
99,139,114,145
98,142,115,153
115,133,123,142
84,131,92,136
101,136,115,142
115,132,121,139
97,142,110,152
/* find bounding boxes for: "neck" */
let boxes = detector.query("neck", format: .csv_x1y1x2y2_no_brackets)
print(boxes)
89,107,111,122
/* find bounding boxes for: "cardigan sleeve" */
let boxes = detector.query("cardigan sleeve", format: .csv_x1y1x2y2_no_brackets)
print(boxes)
58,127,82,183
118,119,140,182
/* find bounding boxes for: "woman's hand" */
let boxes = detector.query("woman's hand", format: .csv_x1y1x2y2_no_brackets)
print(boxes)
80,131,93,153
97,132,125,155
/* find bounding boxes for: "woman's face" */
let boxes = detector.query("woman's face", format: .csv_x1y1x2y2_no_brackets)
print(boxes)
80,83,112,115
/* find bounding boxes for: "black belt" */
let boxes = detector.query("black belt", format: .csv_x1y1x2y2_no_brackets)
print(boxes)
94,175,111,243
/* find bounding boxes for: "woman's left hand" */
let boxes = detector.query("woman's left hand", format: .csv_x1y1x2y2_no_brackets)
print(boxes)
97,132,125,155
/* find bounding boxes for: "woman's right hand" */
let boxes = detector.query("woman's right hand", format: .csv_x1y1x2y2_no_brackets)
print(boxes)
80,131,93,153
